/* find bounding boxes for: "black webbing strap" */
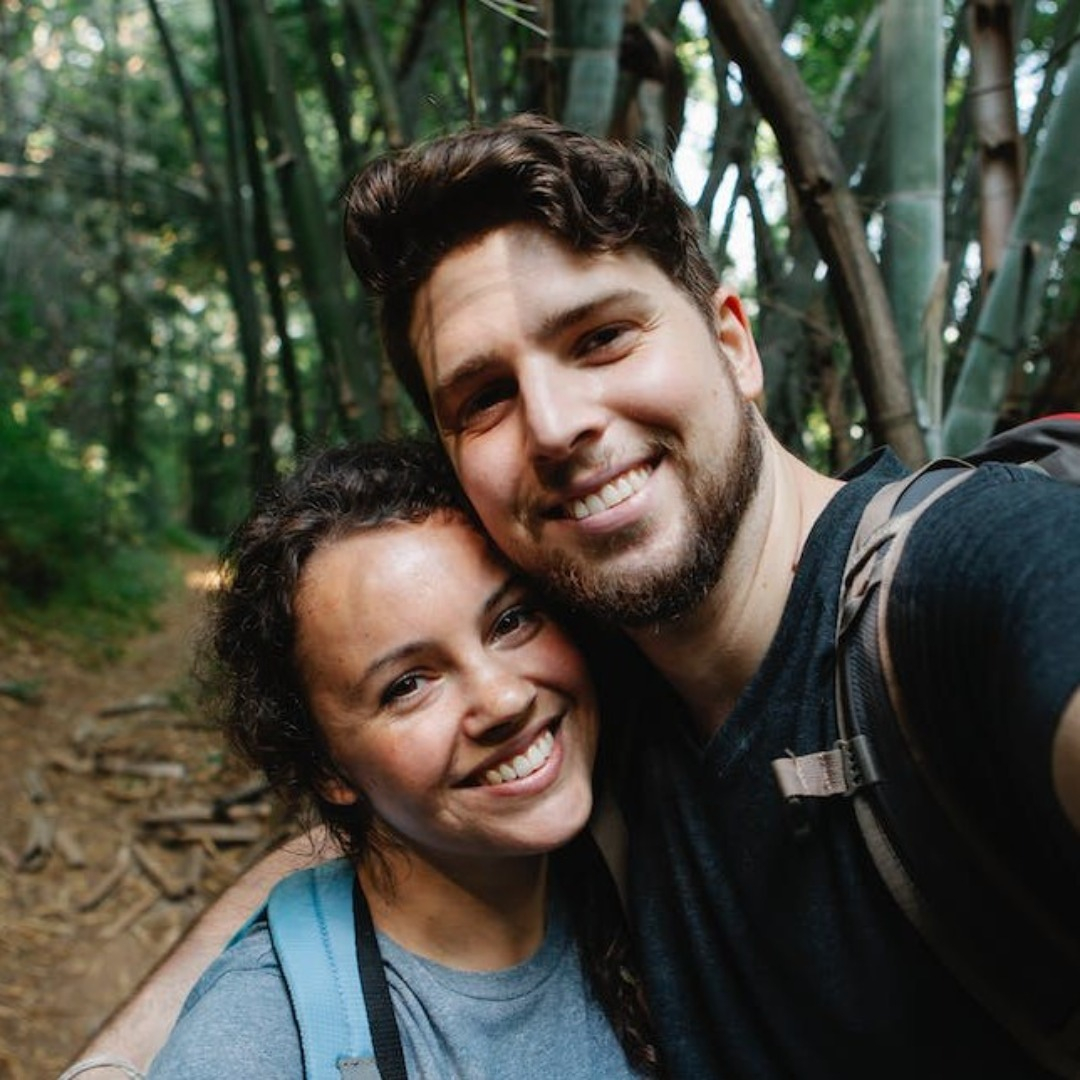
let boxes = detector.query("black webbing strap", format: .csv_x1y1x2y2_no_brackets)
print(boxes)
352,880,409,1080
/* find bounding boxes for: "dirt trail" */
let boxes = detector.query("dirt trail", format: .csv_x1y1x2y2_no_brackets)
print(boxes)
0,554,283,1080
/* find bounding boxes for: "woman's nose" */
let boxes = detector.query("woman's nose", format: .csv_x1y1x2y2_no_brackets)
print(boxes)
461,663,538,745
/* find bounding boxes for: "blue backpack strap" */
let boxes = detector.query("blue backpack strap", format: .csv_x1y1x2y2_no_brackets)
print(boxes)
266,858,380,1080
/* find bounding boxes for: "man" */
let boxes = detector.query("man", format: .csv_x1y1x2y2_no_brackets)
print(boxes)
68,115,1080,1079
341,114,1080,1078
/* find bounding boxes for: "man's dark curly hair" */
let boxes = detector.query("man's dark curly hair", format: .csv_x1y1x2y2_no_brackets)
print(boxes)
343,113,719,427
199,435,663,1074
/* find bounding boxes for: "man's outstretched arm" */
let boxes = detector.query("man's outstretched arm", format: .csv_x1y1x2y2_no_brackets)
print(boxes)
1054,687,1080,834
60,829,334,1079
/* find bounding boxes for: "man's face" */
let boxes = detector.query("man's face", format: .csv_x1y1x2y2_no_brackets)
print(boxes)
411,224,765,627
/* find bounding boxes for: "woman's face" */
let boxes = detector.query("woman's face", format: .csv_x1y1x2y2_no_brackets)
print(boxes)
294,513,599,873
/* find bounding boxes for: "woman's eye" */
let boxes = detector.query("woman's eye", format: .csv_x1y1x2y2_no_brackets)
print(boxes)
381,673,425,706
492,603,543,643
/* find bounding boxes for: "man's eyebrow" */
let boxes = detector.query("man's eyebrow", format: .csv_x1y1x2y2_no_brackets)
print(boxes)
430,287,647,406
430,350,504,409
533,287,645,342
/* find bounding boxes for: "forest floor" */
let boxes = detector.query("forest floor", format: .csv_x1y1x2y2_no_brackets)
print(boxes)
0,553,292,1080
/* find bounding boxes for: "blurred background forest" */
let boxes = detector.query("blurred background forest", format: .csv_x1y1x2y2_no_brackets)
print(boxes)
3,3,1079,1072
2,0,1079,636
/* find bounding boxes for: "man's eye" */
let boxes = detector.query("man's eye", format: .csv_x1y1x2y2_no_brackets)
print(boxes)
460,379,515,424
578,324,633,358
492,603,543,643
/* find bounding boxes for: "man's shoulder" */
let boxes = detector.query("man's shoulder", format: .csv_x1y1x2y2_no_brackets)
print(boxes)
907,457,1079,552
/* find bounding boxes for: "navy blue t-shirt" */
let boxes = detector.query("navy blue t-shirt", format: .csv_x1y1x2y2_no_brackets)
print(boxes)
621,452,1080,1078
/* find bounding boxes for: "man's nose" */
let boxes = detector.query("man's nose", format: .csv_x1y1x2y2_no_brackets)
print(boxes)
520,359,603,463
461,662,538,745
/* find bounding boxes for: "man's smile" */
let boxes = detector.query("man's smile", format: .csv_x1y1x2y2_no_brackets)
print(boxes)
566,464,653,521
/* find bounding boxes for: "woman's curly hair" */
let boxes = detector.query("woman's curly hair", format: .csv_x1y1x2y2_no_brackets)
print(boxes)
198,435,663,1074
197,438,470,869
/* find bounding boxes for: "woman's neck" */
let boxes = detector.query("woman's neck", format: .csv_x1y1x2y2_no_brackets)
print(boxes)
359,849,550,971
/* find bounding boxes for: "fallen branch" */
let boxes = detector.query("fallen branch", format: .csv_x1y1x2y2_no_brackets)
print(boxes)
150,820,265,846
213,777,271,814
74,845,132,912
132,841,200,900
17,812,54,872
98,693,173,717
46,749,95,775
100,882,161,940
97,755,186,781
53,826,87,869
139,801,218,826
23,765,51,804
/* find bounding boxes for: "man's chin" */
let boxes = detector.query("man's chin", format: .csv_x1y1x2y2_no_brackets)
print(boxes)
538,555,715,628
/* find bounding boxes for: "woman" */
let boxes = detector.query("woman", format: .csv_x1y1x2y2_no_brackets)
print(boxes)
147,438,659,1079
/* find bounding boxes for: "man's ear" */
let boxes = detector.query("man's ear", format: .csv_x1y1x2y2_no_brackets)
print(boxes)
713,286,765,403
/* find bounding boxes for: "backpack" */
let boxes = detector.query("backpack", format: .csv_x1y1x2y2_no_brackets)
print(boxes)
770,414,1080,1078
248,858,407,1080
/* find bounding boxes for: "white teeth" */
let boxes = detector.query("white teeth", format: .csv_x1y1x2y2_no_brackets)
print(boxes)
482,729,555,786
567,466,650,521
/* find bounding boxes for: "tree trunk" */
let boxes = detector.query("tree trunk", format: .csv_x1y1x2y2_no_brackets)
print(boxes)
344,0,407,148
610,1,687,158
554,0,625,134
881,0,945,453
941,37,1080,453
210,0,276,491
233,0,378,435
107,0,144,482
228,1,306,453
301,0,362,175
702,0,926,466
968,0,1024,294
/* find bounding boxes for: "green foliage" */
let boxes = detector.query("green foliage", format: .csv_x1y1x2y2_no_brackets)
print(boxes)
787,0,880,114
0,392,169,641
1,0,1076,501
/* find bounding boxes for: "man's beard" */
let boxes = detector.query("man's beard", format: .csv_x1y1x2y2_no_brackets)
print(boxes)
536,401,764,628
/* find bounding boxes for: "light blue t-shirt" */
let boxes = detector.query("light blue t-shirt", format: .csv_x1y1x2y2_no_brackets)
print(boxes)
148,896,643,1079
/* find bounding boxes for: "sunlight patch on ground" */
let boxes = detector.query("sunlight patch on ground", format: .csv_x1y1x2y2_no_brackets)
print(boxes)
185,567,225,593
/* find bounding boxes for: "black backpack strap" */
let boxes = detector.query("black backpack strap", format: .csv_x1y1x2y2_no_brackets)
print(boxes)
964,413,1080,479
775,459,1080,1076
353,879,409,1080
772,460,972,805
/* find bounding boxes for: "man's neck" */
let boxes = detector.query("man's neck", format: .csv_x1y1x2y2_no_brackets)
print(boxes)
626,442,842,740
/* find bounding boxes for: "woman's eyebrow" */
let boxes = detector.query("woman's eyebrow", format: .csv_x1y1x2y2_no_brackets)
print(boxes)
482,573,526,617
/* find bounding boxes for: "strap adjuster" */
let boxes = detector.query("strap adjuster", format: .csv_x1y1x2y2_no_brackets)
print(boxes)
771,734,882,802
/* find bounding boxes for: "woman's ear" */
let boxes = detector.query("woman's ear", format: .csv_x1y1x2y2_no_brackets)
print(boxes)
713,286,765,403
318,773,360,807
